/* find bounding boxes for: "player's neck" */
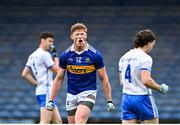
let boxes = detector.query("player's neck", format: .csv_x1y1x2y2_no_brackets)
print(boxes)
138,47,148,53
39,45,47,51
74,43,87,52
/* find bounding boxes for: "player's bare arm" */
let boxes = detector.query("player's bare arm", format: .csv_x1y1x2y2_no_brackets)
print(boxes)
21,67,37,86
97,67,112,101
119,72,123,86
97,67,115,111
141,70,169,93
50,64,60,74
53,57,59,66
50,67,66,101
141,70,161,91
46,67,66,111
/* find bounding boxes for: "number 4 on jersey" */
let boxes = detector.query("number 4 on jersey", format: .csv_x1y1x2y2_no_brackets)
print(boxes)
125,64,132,83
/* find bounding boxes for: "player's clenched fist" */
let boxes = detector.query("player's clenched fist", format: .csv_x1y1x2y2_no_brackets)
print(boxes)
106,101,115,112
159,83,169,94
49,45,59,58
46,101,55,111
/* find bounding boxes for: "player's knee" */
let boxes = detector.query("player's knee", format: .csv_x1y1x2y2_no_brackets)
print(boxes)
52,117,62,124
39,120,50,124
75,115,87,123
75,115,83,122
53,120,62,124
40,116,52,124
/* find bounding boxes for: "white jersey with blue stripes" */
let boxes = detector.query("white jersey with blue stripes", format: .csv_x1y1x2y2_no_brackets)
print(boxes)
119,48,153,95
26,48,54,95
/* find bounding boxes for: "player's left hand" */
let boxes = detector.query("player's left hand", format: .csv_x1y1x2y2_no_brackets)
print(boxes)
46,101,55,111
49,45,58,58
106,101,115,112
159,83,169,94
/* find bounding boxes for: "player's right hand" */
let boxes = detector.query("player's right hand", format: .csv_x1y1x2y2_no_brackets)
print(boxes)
159,83,169,94
106,101,115,112
46,101,54,111
49,45,58,58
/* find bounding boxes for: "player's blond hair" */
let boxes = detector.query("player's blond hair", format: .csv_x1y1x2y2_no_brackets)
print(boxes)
71,23,87,33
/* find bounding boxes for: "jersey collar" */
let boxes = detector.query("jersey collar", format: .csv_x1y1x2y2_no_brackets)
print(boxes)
71,43,89,54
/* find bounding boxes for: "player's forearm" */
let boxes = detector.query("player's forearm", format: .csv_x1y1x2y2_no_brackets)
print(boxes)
22,74,37,86
53,57,59,66
50,78,63,101
102,81,112,101
50,84,59,101
143,78,161,91
119,73,123,86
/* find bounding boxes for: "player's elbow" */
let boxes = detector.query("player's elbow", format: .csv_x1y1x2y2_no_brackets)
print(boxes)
21,71,27,78
21,72,25,78
142,78,153,87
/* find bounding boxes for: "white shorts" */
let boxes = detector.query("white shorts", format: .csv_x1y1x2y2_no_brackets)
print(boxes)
66,90,97,115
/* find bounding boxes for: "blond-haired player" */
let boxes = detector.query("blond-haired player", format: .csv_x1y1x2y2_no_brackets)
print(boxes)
46,23,115,124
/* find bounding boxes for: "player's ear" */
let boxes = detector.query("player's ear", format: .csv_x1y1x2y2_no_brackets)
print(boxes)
85,32,87,39
40,38,45,44
71,34,73,40
146,42,152,48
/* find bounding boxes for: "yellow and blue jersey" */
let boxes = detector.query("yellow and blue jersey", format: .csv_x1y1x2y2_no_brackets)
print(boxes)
60,44,104,95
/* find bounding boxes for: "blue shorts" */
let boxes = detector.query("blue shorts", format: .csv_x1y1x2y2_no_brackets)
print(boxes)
36,94,57,107
121,94,158,121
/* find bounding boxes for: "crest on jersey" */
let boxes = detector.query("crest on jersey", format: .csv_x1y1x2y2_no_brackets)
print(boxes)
85,57,90,63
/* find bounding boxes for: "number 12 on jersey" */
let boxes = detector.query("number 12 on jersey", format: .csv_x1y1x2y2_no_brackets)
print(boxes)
125,64,132,83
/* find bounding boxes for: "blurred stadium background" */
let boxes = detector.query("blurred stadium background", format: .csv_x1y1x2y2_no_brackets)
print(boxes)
0,0,180,123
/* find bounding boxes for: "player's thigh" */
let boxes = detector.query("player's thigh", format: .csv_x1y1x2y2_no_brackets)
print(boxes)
67,115,75,124
75,91,96,123
122,119,138,124
75,104,92,123
36,94,53,123
66,93,78,123
78,90,96,109
40,107,53,124
52,106,62,124
141,118,159,124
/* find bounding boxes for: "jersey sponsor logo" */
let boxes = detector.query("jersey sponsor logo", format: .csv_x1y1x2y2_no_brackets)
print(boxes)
67,65,95,74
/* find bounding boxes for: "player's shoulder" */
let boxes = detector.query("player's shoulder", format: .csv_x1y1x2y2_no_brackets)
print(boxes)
139,49,152,59
120,49,132,59
33,48,49,55
143,54,152,61
33,48,51,61
87,44,103,58
133,48,152,60
139,51,152,63
60,45,72,59
64,45,72,54
88,45,104,61
28,49,39,58
88,44,97,53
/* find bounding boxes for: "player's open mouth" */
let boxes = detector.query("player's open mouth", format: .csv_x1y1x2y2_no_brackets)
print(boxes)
79,40,83,43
